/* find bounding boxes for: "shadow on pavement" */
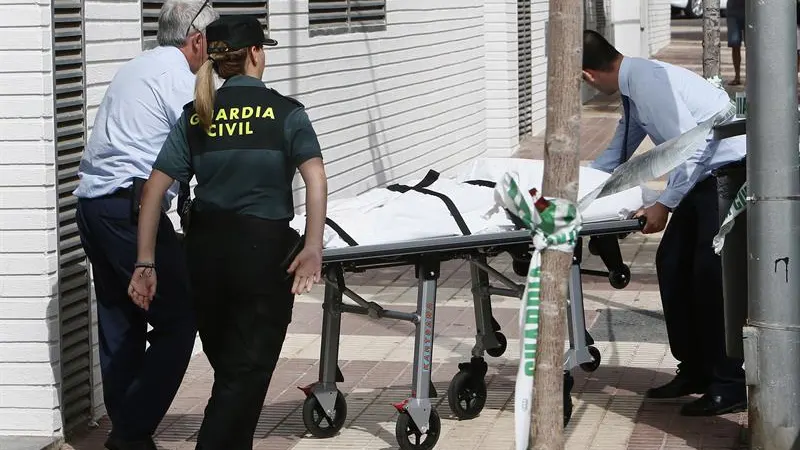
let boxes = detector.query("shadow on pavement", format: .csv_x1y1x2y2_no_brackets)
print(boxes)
493,363,747,449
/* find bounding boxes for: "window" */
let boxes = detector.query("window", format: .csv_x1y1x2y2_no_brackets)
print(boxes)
142,0,270,50
308,0,386,36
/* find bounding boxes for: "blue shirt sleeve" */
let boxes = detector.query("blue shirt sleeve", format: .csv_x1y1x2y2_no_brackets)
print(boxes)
152,112,192,184
590,113,647,173
632,70,712,209
284,108,323,167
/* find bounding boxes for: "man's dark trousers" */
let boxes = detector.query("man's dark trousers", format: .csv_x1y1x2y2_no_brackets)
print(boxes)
75,194,196,441
655,177,746,398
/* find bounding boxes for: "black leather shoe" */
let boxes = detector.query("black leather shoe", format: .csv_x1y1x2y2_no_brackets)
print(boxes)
680,393,747,416
105,434,158,450
646,373,708,399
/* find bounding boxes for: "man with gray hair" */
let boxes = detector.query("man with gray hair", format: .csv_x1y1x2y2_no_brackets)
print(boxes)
73,1,218,448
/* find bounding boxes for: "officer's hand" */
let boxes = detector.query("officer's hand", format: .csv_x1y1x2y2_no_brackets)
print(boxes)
128,267,157,311
635,202,669,234
288,246,322,294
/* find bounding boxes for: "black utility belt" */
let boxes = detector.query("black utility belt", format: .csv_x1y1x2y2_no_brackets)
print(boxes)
188,208,290,229
187,208,304,281
105,178,147,226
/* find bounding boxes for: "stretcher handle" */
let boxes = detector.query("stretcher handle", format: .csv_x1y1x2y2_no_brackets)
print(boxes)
636,215,647,229
624,211,647,230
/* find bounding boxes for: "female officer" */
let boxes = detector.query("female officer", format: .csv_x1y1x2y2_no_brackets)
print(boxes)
127,15,328,449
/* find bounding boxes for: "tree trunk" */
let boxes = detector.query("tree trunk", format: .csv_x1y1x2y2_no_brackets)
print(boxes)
702,0,721,78
531,0,583,448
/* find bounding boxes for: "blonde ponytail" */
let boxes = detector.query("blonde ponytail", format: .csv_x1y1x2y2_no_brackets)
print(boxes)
194,59,217,131
192,42,248,131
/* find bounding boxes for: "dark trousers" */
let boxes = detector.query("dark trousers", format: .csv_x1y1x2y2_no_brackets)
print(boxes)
656,177,746,397
75,196,196,440
184,211,295,450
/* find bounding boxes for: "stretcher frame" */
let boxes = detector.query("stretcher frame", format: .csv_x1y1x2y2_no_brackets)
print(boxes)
297,217,645,449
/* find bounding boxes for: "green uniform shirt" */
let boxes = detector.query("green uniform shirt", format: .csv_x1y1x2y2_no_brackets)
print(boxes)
153,75,322,220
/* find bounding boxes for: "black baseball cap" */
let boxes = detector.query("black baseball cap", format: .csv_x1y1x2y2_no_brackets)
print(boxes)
206,15,277,53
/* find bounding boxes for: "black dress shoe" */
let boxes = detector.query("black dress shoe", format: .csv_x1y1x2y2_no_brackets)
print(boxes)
105,434,158,450
646,373,708,399
680,393,747,416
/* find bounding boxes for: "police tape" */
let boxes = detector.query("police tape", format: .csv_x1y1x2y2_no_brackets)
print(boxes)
712,137,800,254
492,173,581,450
577,102,737,210
712,182,748,254
487,101,737,449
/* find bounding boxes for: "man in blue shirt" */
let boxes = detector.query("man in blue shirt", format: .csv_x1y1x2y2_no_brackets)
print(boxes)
73,0,219,448
582,30,747,417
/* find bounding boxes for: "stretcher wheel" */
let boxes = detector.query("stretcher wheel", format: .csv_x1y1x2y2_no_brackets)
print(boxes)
608,265,631,289
512,259,530,276
587,237,600,256
302,390,347,438
486,332,507,358
395,407,441,450
579,346,602,372
447,370,487,420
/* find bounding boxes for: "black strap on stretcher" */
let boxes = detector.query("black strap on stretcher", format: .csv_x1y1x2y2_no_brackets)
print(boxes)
464,178,532,231
464,179,496,188
324,172,500,245
325,217,359,246
387,170,472,236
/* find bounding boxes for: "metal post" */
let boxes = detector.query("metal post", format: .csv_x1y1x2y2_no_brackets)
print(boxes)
745,0,800,448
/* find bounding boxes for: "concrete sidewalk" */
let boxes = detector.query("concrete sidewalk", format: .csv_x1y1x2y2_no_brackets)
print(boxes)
65,18,750,450
65,243,747,450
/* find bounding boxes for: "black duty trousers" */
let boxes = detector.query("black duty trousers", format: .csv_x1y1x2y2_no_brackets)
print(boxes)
184,210,296,450
75,195,196,440
656,176,746,398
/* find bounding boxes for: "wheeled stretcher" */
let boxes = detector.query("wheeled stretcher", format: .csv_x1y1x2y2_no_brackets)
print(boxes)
290,158,648,449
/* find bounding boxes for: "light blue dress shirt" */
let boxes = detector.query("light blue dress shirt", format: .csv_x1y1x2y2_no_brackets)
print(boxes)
591,57,747,209
74,46,196,206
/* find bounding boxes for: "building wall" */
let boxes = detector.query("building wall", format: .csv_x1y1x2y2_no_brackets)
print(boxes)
602,0,671,59
649,0,671,55
274,0,488,199
483,0,551,154
484,0,518,156
514,0,550,143
0,0,63,438
81,0,489,420
528,0,549,135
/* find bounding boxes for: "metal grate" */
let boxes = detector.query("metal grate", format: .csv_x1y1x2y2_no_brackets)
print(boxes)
584,0,597,31
52,0,92,435
594,0,607,35
142,0,270,50
308,0,386,35
518,0,533,137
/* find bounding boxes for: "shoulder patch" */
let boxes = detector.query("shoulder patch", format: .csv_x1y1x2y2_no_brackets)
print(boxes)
268,88,305,108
